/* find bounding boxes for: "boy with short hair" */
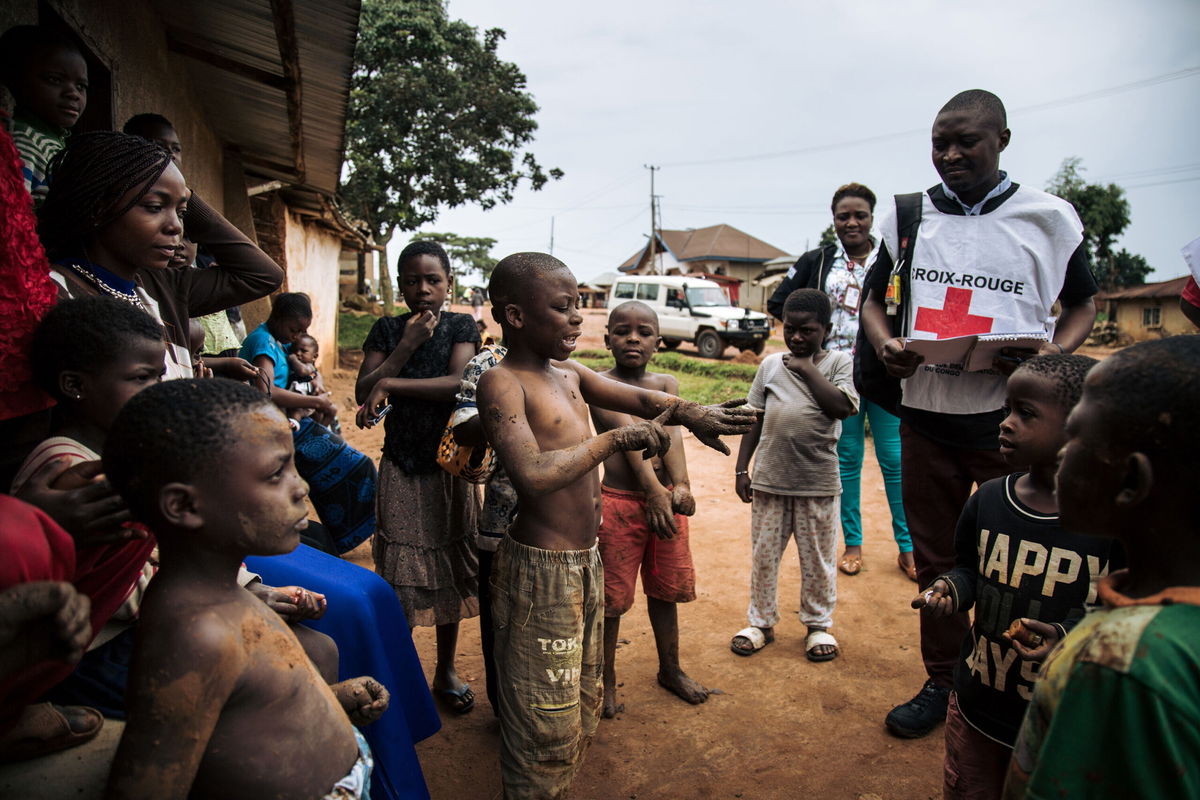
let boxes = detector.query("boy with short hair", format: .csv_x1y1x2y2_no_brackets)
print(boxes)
591,301,706,718
477,253,756,799
1003,337,1200,799
0,25,88,205
122,112,181,164
913,355,1121,800
101,378,388,799
731,288,857,662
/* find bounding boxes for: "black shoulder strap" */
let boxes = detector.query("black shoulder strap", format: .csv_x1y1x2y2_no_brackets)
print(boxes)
891,192,924,332
894,192,923,277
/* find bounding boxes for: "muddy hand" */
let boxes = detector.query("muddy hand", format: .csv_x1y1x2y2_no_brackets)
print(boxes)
671,484,696,517
646,491,677,539
673,399,758,456
334,676,390,725
613,408,672,460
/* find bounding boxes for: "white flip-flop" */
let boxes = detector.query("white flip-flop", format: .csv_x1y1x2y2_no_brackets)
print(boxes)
730,626,774,656
805,629,839,662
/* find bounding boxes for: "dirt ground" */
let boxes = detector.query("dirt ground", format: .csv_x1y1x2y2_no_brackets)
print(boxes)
331,307,1116,800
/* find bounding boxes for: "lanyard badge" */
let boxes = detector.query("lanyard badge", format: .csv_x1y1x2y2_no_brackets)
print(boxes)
884,235,908,317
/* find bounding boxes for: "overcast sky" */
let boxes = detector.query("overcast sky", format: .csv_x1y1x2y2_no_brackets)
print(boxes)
387,0,1200,288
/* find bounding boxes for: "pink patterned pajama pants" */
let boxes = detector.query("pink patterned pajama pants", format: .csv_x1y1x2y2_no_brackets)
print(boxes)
747,491,839,630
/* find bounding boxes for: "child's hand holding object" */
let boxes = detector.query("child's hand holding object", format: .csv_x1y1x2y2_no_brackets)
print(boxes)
1002,617,1060,661
333,676,390,726
911,578,955,617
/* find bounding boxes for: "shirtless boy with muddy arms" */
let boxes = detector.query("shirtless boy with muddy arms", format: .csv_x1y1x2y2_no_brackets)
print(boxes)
591,301,708,717
101,379,388,800
478,253,756,799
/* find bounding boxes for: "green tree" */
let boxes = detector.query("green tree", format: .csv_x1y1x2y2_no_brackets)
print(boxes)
818,223,837,249
1046,157,1151,289
419,232,497,298
340,0,562,312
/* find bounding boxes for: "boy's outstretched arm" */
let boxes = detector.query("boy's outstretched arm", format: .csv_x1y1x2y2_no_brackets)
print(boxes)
566,362,758,454
479,368,670,498
105,615,241,799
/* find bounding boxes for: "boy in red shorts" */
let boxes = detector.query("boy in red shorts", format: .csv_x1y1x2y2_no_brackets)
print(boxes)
591,301,709,717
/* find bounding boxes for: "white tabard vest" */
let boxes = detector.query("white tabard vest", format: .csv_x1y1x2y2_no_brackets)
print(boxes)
874,186,1084,415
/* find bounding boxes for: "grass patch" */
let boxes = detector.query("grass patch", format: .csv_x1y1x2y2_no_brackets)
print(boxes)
573,349,756,405
338,309,413,351
338,312,379,351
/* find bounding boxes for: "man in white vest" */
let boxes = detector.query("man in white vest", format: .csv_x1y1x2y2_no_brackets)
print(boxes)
860,90,1098,739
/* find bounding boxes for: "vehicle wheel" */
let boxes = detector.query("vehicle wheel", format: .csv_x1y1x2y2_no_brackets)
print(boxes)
662,338,681,350
696,331,726,359
750,339,766,355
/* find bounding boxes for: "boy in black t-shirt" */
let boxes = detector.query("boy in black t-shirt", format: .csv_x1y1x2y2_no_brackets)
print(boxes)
913,354,1120,800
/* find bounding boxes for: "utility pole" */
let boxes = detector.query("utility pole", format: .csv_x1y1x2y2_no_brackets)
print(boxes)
644,164,659,274
549,216,555,256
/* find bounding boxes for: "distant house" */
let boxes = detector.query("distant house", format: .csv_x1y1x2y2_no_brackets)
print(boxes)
1095,276,1192,341
618,225,789,311
578,270,618,309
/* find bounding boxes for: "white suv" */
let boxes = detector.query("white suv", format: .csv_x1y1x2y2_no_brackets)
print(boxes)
608,275,772,358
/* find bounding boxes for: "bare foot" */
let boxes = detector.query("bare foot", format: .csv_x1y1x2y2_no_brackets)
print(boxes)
657,668,710,705
602,683,624,718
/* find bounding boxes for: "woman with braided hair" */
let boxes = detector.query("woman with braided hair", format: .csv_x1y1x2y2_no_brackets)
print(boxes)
38,131,282,380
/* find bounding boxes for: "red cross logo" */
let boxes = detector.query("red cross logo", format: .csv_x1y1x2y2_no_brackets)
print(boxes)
914,287,994,339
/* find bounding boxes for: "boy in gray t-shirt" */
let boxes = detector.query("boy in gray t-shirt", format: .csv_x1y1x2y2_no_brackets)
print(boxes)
731,289,859,662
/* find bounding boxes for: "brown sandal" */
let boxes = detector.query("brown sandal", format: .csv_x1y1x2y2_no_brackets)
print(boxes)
898,554,918,582
0,702,103,763
839,552,862,576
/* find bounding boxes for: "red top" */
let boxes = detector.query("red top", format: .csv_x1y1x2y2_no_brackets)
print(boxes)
0,127,57,421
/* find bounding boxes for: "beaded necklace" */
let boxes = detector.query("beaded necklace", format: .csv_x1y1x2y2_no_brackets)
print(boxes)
63,259,149,312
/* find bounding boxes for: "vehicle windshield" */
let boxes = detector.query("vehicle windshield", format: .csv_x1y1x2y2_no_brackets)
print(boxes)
685,286,730,307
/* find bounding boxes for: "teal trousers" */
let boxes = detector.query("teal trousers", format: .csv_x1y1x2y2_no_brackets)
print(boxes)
837,399,910,552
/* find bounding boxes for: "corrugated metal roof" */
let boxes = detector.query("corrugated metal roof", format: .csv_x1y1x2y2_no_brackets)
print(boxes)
1095,275,1188,300
157,0,359,195
619,225,789,271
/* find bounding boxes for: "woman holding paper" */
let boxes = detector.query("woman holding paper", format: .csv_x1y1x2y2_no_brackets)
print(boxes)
766,183,913,580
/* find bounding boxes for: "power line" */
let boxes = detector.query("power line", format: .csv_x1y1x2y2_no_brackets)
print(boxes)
660,66,1200,168
1099,162,1200,182
1122,174,1200,190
